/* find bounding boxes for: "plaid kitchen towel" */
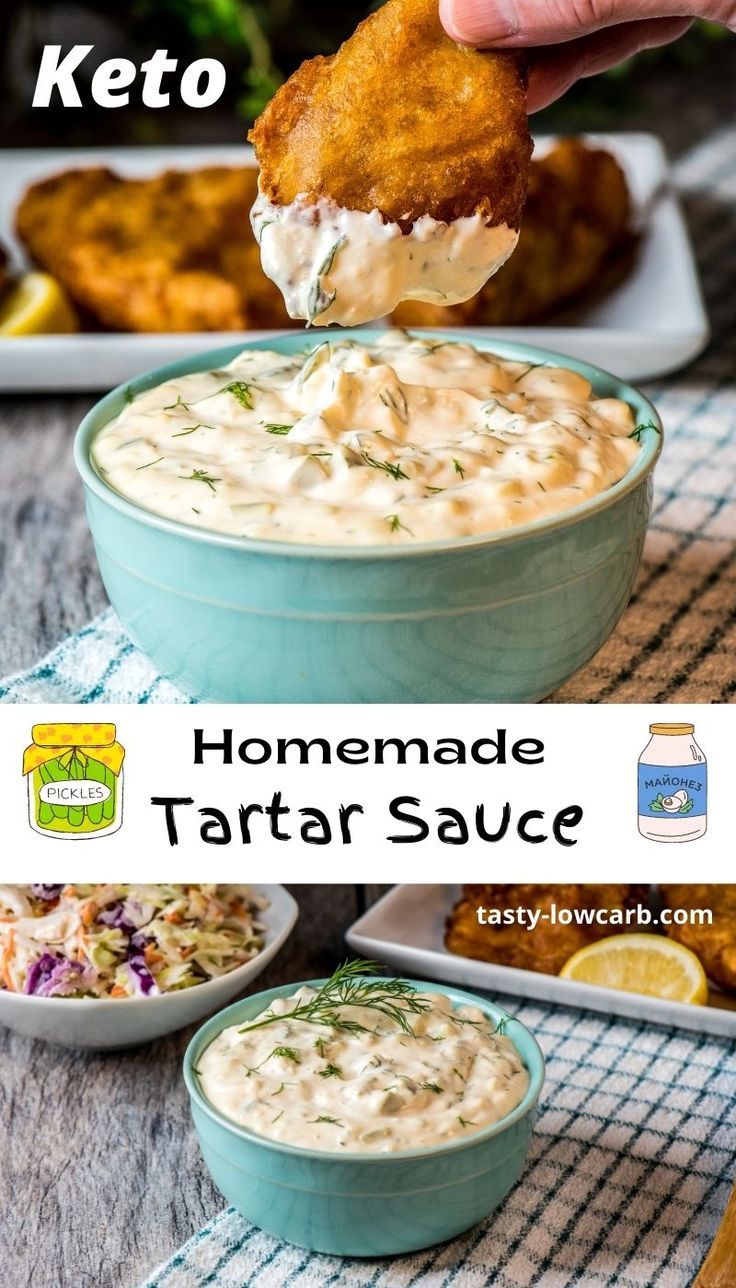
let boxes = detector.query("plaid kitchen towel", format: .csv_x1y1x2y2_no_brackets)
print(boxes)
3,126,736,705
138,999,736,1288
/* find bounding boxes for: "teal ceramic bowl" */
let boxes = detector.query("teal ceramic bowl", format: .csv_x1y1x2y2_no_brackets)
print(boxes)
75,330,662,702
183,978,545,1257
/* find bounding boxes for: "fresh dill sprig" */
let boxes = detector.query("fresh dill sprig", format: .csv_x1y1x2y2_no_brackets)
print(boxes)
387,514,413,536
379,388,409,423
269,1046,301,1064
220,381,254,410
163,394,188,412
178,468,221,493
457,1116,478,1128
237,959,431,1038
310,1115,344,1126
421,1082,444,1094
362,452,409,482
135,457,164,471
629,420,661,442
264,423,293,436
172,423,207,438
318,1063,343,1079
452,458,466,479
123,385,135,405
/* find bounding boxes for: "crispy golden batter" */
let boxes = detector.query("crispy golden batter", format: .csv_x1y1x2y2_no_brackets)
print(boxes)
393,138,633,327
662,886,736,993
16,166,297,333
446,884,648,976
249,0,531,230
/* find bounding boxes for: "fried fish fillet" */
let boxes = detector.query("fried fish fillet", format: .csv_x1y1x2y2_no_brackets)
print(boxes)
446,884,648,976
392,138,633,328
16,166,296,333
249,0,531,231
662,886,736,993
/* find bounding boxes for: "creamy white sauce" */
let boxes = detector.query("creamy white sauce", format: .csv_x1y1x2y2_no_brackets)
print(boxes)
198,986,529,1153
251,192,518,326
93,331,641,546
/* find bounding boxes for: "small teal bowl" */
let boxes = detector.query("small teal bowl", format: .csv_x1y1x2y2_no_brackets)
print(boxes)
183,978,545,1257
75,330,662,702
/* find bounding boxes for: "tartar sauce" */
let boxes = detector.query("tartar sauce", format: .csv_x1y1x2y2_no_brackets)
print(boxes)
197,986,529,1153
251,192,518,326
93,331,641,546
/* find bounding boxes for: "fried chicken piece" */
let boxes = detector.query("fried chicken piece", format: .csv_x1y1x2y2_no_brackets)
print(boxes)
393,138,634,328
662,886,736,993
251,0,530,230
446,884,648,976
16,166,298,333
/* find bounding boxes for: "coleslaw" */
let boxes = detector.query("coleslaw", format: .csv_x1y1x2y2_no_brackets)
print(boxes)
0,884,268,998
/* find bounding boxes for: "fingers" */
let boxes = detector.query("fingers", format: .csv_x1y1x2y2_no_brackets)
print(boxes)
440,0,700,47
525,16,693,110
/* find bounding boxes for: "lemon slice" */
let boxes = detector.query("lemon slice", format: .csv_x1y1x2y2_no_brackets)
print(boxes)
0,272,79,336
559,933,708,1005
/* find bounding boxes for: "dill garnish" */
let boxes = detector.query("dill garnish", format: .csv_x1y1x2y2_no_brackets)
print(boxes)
123,385,135,405
362,452,409,482
271,1110,284,1123
318,1063,343,1079
387,514,413,536
220,381,254,410
457,1116,478,1128
178,468,221,493
452,458,466,479
379,388,409,422
135,457,164,471
269,1046,301,1064
238,959,431,1038
310,1116,344,1126
163,394,187,412
426,486,445,495
264,423,293,435
307,236,346,325
420,1082,444,1094
629,420,660,442
172,423,207,438
314,1038,330,1058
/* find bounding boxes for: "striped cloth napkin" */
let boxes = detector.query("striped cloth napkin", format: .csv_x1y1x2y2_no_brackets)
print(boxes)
2,126,736,704
139,999,736,1288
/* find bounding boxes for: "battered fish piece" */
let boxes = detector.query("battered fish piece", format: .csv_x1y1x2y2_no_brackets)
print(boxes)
662,886,736,993
16,166,296,333
393,139,634,328
446,884,648,976
249,0,531,324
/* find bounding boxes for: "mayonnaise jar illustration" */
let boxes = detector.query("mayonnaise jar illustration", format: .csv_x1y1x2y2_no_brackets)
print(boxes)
638,723,706,842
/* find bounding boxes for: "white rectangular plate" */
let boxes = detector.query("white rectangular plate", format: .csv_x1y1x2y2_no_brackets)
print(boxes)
0,133,708,390
346,884,736,1039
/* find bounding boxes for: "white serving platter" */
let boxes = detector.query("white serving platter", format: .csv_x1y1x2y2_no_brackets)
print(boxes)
0,133,708,391
346,884,736,1039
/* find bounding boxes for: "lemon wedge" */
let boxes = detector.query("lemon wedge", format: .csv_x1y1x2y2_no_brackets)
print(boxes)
0,272,79,336
559,933,708,1005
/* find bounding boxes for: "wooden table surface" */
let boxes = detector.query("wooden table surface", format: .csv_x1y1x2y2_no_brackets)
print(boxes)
0,886,385,1288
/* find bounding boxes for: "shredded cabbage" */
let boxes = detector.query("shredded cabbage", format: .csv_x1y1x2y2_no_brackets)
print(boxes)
0,885,268,999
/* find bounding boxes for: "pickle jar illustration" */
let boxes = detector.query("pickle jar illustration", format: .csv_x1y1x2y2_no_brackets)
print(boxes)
23,723,125,839
637,722,706,843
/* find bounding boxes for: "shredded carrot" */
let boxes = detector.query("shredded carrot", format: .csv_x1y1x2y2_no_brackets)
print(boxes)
164,911,183,924
81,901,98,926
1,929,16,991
110,985,127,998
144,944,163,966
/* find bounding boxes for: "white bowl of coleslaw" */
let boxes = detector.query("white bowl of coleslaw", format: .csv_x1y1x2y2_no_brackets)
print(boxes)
0,883,298,1050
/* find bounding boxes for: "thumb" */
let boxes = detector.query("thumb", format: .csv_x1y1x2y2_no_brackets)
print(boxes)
439,0,702,46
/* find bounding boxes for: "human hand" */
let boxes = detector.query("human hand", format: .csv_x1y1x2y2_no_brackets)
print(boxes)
440,0,735,110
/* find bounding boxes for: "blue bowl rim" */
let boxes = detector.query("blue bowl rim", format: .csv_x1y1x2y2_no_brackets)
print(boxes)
75,328,662,562
183,975,545,1165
